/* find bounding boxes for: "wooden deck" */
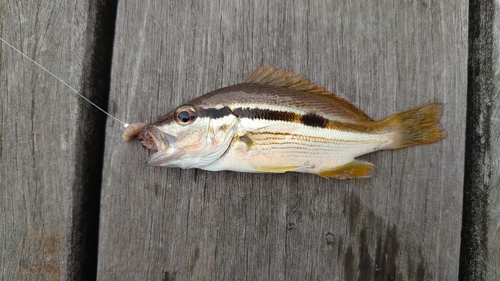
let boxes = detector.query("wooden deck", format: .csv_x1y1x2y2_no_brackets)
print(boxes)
0,0,497,280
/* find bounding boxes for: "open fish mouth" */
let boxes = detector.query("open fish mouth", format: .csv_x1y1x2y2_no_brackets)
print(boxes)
140,126,183,166
122,122,180,166
139,126,175,153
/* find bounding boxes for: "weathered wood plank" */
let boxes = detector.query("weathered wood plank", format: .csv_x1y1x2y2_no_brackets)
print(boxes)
483,1,500,280
0,0,114,279
487,1,500,279
99,0,467,280
460,1,500,280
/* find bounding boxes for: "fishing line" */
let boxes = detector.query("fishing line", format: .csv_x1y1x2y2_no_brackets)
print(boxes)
0,37,130,127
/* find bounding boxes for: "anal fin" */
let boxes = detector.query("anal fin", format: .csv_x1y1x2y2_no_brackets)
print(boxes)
318,160,374,179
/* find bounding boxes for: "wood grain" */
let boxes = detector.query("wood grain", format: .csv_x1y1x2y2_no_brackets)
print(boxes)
487,1,500,279
0,1,84,279
98,0,467,280
460,1,500,280
0,0,111,280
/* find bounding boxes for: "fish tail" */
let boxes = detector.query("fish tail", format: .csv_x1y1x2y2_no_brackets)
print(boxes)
383,103,445,149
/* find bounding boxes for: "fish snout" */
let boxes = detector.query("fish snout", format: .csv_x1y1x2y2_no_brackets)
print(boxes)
139,126,175,152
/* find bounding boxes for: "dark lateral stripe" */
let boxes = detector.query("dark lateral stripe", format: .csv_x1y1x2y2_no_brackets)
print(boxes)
232,107,298,123
199,106,235,118
300,113,329,128
199,106,382,133
200,106,348,129
234,107,331,129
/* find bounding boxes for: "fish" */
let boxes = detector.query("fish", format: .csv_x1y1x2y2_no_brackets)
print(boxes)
123,65,445,179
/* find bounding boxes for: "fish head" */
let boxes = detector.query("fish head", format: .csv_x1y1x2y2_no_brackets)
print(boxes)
141,104,239,169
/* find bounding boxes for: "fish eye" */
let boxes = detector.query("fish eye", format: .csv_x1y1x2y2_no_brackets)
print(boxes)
174,105,197,125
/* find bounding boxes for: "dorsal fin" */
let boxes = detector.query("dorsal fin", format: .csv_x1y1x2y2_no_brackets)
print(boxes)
243,65,372,121
244,65,326,93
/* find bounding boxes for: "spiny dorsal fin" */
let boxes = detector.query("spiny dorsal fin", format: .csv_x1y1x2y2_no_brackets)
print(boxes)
244,65,326,93
243,65,372,121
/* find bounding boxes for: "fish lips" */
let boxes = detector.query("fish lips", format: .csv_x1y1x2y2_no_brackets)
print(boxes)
144,126,182,166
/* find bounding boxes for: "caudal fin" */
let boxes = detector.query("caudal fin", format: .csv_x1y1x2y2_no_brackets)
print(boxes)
384,103,445,149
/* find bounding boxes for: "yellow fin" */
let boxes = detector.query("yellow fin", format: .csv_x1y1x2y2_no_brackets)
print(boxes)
254,165,302,173
381,103,445,149
318,160,374,179
243,65,372,121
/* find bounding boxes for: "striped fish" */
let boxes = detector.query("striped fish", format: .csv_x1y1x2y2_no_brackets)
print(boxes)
123,66,445,178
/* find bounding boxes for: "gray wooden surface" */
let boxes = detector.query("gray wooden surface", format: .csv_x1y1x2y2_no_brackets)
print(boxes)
98,0,467,280
488,1,500,279
0,0,115,280
458,1,500,280
0,1,89,279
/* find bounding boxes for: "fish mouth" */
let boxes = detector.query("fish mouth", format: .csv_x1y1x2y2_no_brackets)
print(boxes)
139,126,175,153
138,126,182,166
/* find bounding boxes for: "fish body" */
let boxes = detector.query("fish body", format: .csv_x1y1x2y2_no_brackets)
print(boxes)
123,66,444,178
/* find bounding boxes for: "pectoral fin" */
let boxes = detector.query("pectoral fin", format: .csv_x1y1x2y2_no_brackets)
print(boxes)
318,160,374,179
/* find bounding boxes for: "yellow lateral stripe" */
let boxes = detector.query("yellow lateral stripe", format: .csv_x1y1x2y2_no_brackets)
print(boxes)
253,165,302,173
